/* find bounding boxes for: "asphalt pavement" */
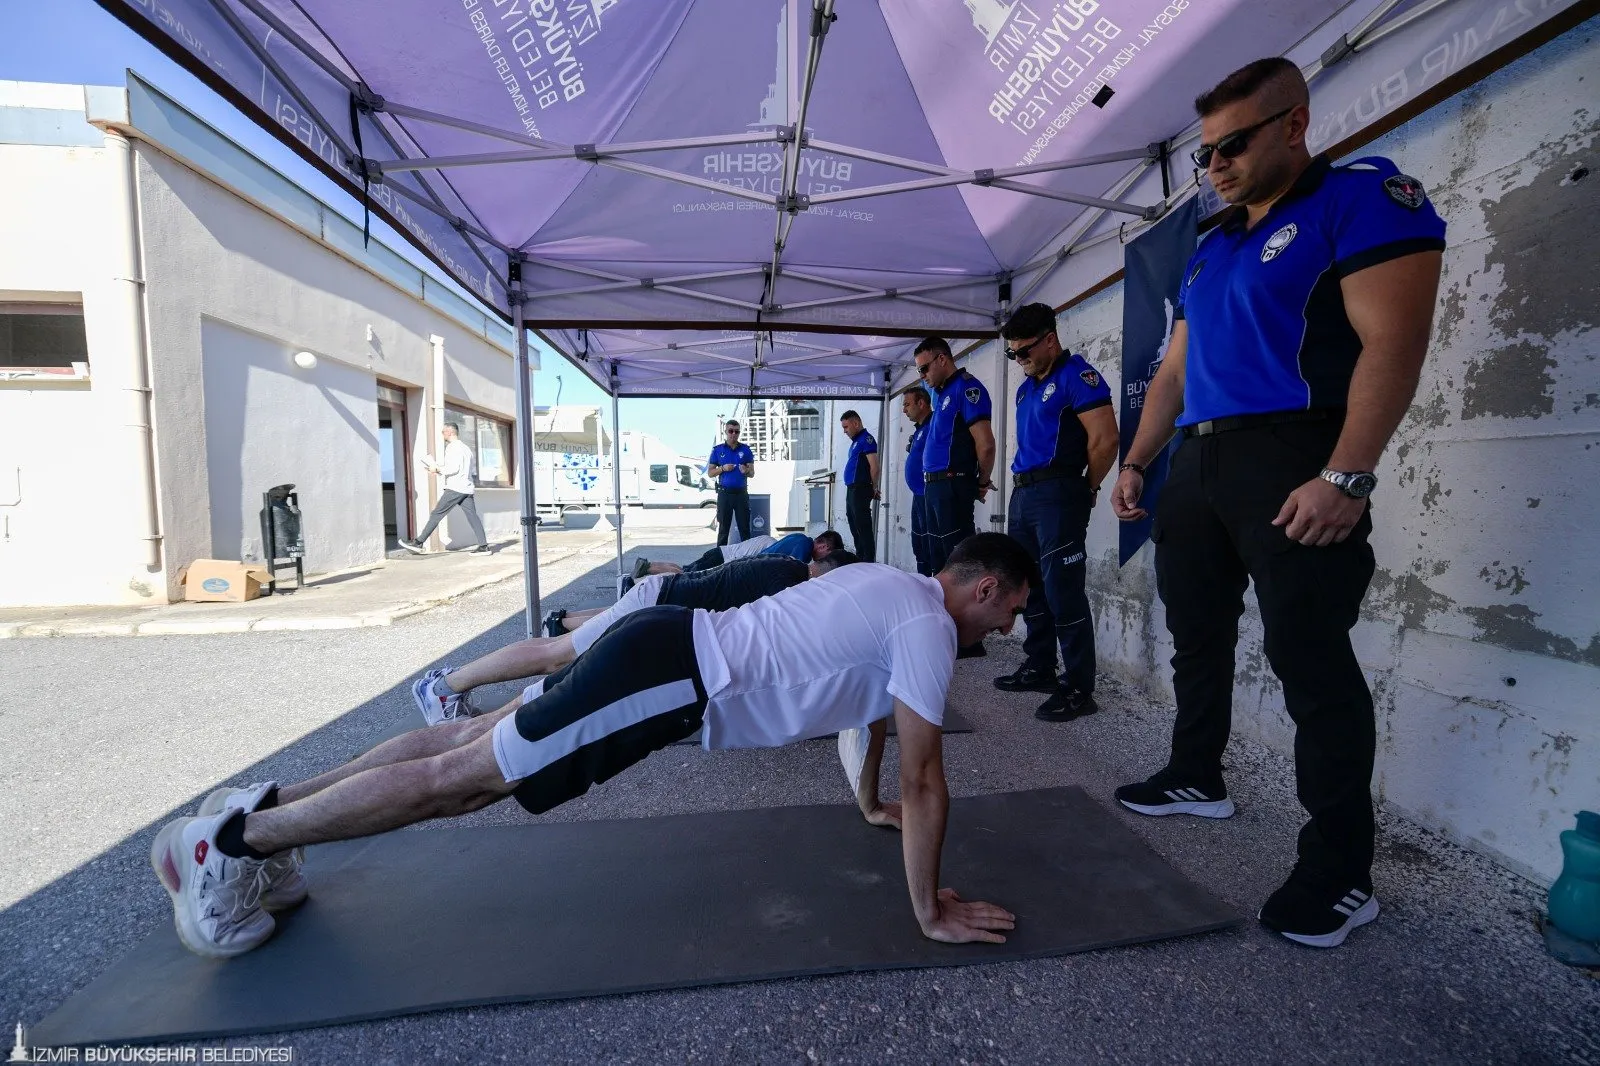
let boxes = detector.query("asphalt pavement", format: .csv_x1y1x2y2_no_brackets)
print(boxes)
2,519,1595,1065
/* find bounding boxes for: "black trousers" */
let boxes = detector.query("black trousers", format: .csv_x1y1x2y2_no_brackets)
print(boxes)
683,546,726,572
715,488,750,546
910,494,932,576
1008,476,1094,693
1152,417,1377,884
845,482,875,562
416,490,486,547
923,474,977,574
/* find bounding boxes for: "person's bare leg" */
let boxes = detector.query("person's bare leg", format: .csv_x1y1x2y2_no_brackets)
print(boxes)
563,607,606,628
647,562,684,575
441,633,577,695
278,699,519,805
244,728,517,854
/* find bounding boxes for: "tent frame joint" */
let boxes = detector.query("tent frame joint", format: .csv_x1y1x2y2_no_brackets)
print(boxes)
352,82,385,114
574,143,600,162
777,193,811,214
973,168,995,187
1322,34,1356,68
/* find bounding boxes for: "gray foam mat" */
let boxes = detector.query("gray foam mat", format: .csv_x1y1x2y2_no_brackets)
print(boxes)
33,788,1236,1047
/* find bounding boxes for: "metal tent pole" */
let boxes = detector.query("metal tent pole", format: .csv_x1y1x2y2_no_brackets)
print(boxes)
509,259,541,637
876,368,890,564
610,362,626,597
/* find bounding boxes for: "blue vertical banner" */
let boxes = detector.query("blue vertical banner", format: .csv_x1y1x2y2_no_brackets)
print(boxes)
1118,197,1199,566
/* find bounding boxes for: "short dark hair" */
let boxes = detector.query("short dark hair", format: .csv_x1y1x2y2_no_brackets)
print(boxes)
914,336,952,358
813,549,859,573
903,386,931,406
724,420,740,429
839,410,861,423
940,532,1039,593
1000,302,1057,342
814,530,845,553
1194,57,1304,117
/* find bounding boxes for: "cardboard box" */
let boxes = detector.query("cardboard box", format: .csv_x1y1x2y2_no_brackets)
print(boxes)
179,559,273,602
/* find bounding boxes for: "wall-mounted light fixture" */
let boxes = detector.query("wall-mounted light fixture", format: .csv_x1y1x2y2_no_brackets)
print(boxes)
293,350,318,370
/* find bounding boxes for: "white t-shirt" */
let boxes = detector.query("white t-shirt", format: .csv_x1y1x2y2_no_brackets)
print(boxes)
691,562,956,749
719,534,774,561
438,438,477,494
568,574,666,656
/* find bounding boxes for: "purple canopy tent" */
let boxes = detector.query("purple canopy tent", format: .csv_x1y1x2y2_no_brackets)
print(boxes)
91,0,1591,632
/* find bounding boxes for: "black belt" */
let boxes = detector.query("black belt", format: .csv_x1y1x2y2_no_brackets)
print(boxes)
923,470,972,484
1182,408,1339,438
1012,467,1083,489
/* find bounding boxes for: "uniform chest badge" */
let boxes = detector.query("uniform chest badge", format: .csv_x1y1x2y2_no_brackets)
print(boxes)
942,396,951,410
964,386,981,404
1041,382,1057,402
1384,173,1426,209
1079,369,1100,388
1260,222,1298,263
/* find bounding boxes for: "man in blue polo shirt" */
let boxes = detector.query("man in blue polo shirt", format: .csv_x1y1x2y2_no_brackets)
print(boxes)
1111,58,1445,950
993,303,1117,722
901,385,934,576
839,409,880,561
707,419,755,546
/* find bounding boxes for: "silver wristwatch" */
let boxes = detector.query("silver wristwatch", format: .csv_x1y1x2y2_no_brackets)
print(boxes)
1319,468,1378,499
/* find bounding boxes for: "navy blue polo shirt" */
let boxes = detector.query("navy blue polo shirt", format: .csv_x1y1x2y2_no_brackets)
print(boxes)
844,429,878,486
708,442,754,489
923,369,992,475
1176,154,1446,426
1011,352,1112,476
904,419,929,496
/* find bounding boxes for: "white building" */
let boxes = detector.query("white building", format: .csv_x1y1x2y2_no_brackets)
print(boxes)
0,75,527,608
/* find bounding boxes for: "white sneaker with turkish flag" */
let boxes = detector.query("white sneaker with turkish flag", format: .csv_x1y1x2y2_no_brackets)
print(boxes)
150,810,275,958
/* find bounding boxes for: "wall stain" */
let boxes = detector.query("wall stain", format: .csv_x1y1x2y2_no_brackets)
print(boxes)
1461,339,1556,420
1526,497,1541,508
1420,478,1452,511
1478,562,1530,595
1479,117,1600,341
1461,602,1600,667
1397,574,1457,631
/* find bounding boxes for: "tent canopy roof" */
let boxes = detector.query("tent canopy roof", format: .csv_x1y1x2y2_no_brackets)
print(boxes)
94,0,1586,396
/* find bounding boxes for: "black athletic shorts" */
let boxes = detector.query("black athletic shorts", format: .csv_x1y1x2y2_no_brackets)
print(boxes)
491,606,707,814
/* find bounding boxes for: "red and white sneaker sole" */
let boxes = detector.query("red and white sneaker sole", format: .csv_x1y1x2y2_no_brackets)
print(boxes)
149,818,274,959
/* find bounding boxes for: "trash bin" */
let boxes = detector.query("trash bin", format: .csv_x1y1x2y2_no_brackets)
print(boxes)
730,493,771,543
258,483,306,594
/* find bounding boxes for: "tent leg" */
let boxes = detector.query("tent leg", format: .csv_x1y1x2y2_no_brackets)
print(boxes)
876,374,890,566
610,368,625,597
511,278,541,638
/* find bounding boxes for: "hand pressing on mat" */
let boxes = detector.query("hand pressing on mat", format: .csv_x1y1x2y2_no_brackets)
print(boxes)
921,888,1017,945
862,800,902,830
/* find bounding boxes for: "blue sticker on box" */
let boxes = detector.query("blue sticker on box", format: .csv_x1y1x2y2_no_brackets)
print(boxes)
201,577,231,593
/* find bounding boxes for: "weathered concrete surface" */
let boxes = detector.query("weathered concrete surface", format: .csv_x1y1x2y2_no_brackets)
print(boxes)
879,23,1600,884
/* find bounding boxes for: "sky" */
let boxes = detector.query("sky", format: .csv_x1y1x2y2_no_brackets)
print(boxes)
0,0,735,460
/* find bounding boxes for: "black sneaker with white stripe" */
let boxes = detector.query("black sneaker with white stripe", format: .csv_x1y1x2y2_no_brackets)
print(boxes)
1258,867,1380,948
1114,771,1235,819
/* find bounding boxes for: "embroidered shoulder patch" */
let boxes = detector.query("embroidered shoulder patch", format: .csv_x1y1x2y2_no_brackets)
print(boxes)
1384,173,1426,209
1079,369,1101,388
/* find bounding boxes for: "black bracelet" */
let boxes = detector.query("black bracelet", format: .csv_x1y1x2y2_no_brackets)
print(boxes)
1120,461,1146,475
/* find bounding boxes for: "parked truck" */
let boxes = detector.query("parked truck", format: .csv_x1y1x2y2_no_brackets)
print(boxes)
532,430,716,517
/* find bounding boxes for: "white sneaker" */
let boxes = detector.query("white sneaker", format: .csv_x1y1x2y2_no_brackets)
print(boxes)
198,782,307,911
150,810,275,958
411,666,466,726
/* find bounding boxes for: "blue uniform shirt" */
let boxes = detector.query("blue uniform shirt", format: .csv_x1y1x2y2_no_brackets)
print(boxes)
758,532,815,563
923,369,992,475
843,429,878,486
1176,154,1446,426
1011,352,1112,476
904,420,929,496
708,442,754,489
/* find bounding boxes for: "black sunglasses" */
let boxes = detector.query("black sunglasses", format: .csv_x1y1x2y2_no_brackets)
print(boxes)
1190,107,1292,169
1002,333,1053,361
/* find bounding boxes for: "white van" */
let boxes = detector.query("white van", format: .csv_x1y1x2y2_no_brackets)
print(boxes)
533,430,715,516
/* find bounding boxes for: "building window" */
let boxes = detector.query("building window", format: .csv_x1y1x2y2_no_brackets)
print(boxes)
787,406,822,462
0,303,88,372
444,405,514,488
650,464,669,483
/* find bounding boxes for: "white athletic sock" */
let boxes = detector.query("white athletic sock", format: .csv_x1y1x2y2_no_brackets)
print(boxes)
434,675,460,698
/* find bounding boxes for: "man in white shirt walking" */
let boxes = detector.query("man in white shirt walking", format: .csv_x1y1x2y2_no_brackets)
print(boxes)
402,424,488,554
149,533,1034,958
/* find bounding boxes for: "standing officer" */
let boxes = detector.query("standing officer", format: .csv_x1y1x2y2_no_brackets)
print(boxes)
902,386,934,576
915,337,996,656
708,419,755,545
839,409,880,562
1110,58,1445,950
993,303,1117,721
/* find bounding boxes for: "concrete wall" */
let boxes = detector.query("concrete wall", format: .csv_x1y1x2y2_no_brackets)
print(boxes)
880,25,1599,883
0,80,521,606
